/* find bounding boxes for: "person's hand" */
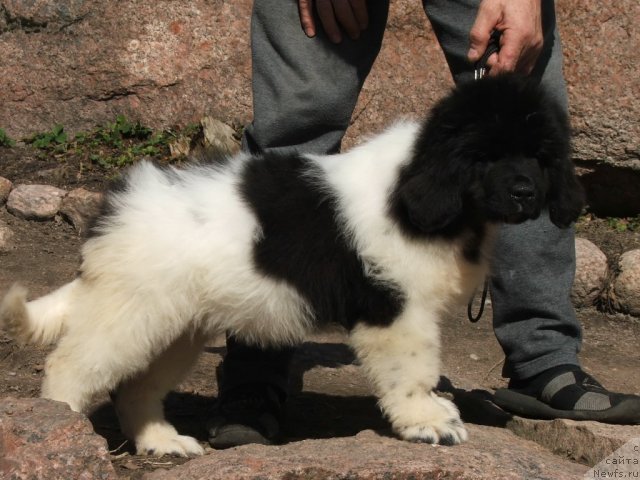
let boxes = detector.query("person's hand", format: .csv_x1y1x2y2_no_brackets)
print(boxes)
298,0,369,43
467,0,543,75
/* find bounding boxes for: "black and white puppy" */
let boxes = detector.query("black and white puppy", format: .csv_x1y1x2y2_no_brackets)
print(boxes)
0,74,584,456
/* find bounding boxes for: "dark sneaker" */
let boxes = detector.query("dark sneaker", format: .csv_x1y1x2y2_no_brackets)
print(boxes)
494,365,640,424
207,383,285,449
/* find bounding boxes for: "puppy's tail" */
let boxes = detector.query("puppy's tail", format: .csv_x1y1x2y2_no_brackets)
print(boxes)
1,279,79,345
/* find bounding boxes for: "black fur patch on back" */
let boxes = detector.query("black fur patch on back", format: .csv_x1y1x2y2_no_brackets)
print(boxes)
239,152,404,330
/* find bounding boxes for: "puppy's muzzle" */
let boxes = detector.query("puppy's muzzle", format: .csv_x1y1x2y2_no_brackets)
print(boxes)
509,176,536,210
503,175,543,223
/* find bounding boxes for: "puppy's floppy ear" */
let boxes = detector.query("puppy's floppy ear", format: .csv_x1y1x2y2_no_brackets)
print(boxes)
547,160,585,228
538,103,586,228
393,163,465,235
391,101,470,236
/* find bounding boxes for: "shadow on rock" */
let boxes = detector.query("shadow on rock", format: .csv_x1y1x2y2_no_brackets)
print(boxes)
438,376,512,428
87,343,511,452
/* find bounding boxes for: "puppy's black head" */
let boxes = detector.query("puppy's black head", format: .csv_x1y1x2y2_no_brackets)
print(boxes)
391,74,584,237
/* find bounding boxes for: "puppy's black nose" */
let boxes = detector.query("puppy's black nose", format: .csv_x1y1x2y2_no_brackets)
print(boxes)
509,178,536,204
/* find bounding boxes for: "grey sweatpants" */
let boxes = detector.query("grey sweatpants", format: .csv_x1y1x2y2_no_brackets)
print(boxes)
226,0,581,386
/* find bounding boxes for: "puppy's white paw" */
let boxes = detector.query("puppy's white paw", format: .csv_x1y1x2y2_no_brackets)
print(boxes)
394,394,468,446
135,425,204,457
397,416,468,445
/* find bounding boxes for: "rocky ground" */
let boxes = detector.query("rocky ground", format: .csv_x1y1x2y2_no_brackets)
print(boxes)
1,139,640,479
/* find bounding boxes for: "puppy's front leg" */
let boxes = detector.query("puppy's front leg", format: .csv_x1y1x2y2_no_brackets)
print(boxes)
349,305,467,445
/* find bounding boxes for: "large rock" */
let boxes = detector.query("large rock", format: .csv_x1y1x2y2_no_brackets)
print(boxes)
507,417,640,467
0,0,253,139
560,0,640,168
0,397,117,480
545,0,640,216
1,2,638,179
144,427,588,480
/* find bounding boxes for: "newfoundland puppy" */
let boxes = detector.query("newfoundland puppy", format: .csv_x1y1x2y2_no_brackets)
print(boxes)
1,74,584,456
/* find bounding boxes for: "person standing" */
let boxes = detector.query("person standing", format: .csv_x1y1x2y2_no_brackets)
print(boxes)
207,0,640,449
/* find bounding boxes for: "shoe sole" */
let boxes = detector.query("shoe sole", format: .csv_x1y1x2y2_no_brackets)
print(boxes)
209,424,275,450
493,389,640,424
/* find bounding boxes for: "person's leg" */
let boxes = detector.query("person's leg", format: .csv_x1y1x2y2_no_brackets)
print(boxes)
423,0,579,378
243,0,390,156
208,336,295,448
423,0,640,423
210,0,391,448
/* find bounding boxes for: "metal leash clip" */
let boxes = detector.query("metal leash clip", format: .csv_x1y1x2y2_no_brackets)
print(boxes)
474,30,502,80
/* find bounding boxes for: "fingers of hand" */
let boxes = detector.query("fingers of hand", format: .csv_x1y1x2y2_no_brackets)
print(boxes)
298,0,316,37
469,0,543,74
490,28,542,75
468,0,501,61
316,0,342,42
314,0,369,43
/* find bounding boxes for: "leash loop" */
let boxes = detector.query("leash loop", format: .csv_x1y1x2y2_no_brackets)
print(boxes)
467,279,489,323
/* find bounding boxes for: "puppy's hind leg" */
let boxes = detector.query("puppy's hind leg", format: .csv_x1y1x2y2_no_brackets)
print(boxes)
41,338,97,413
42,330,130,413
41,289,193,415
349,305,467,445
115,331,208,457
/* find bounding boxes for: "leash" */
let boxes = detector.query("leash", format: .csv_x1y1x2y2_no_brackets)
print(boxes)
473,30,502,80
467,279,489,323
466,30,501,323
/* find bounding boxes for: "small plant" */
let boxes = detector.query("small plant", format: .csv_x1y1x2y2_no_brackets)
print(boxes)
0,128,15,147
70,116,175,170
112,115,153,140
606,216,640,233
27,124,68,150
91,115,153,150
20,116,187,172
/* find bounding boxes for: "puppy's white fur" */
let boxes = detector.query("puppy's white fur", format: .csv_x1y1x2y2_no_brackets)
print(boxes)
1,121,490,455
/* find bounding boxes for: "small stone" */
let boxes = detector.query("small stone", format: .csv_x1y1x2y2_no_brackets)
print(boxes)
35,166,70,184
6,184,67,220
0,176,12,205
169,135,192,158
121,460,141,470
613,249,640,316
571,237,609,308
0,220,15,252
469,353,479,361
59,188,104,234
201,116,240,156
